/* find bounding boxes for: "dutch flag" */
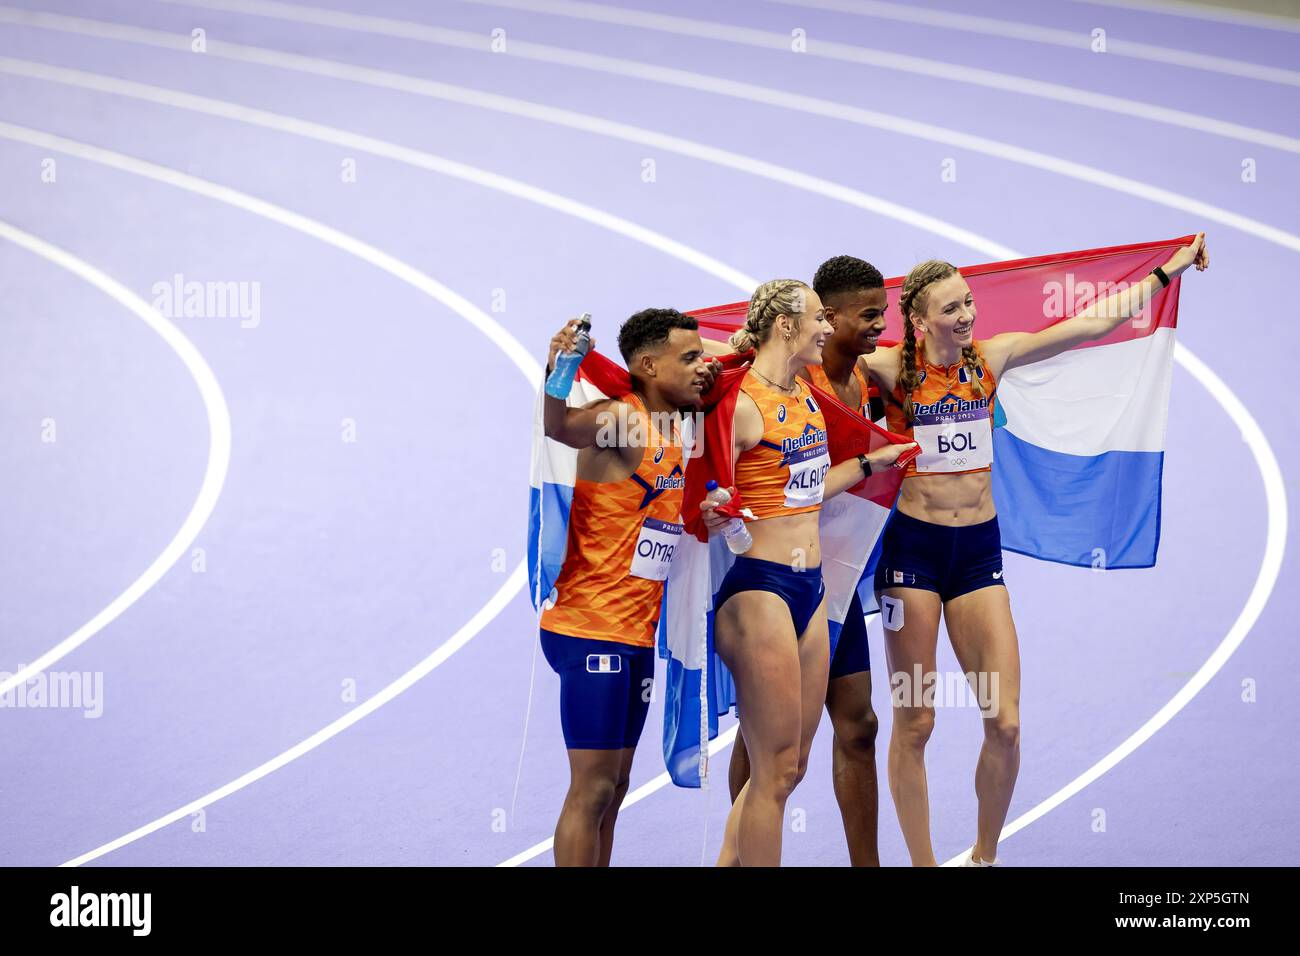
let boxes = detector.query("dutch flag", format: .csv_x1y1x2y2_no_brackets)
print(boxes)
528,236,1188,789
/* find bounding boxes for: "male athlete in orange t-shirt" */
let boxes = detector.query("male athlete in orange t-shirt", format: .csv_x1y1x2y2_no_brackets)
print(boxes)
541,308,714,866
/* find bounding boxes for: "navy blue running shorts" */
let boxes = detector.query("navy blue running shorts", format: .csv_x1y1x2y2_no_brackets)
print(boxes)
713,555,826,637
874,510,1005,602
540,629,655,750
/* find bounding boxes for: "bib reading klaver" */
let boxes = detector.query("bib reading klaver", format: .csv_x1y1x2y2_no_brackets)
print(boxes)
733,371,832,519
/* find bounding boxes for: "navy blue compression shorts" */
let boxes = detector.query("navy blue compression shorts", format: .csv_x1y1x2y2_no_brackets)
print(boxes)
540,629,654,750
829,589,871,680
874,510,1005,602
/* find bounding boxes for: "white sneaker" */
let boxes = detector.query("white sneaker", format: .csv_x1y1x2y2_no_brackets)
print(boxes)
959,850,1001,867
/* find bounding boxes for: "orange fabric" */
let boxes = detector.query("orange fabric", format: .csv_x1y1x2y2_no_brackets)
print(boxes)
732,370,831,520
884,343,998,478
541,393,686,647
804,361,873,420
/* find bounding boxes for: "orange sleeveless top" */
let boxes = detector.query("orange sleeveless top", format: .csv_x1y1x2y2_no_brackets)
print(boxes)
733,371,831,520
540,393,686,647
884,344,997,479
804,361,875,421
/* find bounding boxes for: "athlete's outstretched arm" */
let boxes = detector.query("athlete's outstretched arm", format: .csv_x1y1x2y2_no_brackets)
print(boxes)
822,441,918,499
984,233,1208,376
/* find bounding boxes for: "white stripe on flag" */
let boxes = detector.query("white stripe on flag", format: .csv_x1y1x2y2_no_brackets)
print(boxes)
997,327,1175,456
819,493,894,626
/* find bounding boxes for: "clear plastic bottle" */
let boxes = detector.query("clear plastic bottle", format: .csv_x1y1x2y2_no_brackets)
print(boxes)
544,314,593,399
704,480,752,555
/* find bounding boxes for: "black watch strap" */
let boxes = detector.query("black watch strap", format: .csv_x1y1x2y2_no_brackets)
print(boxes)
857,453,873,479
1152,265,1171,288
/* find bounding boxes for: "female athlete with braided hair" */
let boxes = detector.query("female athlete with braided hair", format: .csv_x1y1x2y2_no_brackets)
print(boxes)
701,279,914,867
861,234,1209,866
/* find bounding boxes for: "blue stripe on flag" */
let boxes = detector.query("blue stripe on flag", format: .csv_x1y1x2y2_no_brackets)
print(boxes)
527,481,574,608
992,429,1164,569
658,572,737,789
661,652,708,786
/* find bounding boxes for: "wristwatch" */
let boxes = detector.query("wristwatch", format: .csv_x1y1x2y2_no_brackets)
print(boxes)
857,453,873,479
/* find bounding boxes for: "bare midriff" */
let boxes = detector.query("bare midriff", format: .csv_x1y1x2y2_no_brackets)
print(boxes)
896,471,996,526
744,510,822,569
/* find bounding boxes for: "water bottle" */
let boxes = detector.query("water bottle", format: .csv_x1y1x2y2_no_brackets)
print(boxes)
545,314,593,399
705,480,752,555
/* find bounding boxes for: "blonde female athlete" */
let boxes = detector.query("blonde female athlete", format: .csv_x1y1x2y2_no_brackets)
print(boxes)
726,256,891,866
861,233,1209,866
703,279,915,867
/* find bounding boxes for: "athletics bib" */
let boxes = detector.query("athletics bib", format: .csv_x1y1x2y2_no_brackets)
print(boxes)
629,516,683,580
913,404,993,473
783,444,831,508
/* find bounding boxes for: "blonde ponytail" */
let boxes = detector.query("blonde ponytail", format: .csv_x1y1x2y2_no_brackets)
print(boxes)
730,278,808,352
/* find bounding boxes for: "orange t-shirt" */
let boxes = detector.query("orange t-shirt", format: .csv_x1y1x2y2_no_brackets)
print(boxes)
883,345,998,478
804,361,875,421
732,371,831,521
540,393,686,647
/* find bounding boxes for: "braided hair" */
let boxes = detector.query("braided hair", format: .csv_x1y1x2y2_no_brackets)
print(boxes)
729,279,809,353
897,260,985,424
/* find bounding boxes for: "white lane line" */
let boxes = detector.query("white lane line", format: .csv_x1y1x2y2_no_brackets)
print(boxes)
0,222,231,699
0,122,752,866
137,0,1291,871
0,30,757,292
940,343,1288,866
0,125,540,867
0,123,546,388
497,725,740,867
0,51,1010,258
60,563,530,866
1069,0,1300,35
15,20,1286,868
448,0,1300,149
763,0,1300,88
115,0,1300,253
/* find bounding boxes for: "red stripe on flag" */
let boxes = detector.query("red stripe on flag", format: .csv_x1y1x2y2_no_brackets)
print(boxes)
564,237,1189,538
686,235,1192,351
